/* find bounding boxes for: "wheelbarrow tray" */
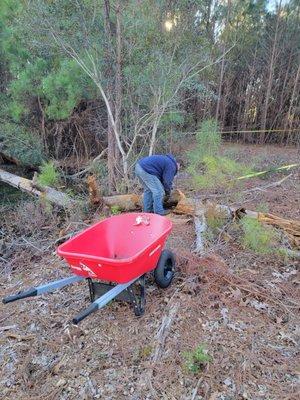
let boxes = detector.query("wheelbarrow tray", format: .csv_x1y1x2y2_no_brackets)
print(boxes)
57,213,172,283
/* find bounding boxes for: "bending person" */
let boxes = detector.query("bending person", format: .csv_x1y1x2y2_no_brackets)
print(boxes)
135,154,179,215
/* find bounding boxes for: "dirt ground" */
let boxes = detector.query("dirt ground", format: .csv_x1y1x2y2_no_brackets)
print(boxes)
0,143,299,400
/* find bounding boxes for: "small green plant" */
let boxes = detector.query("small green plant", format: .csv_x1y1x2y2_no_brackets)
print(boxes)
138,345,153,360
37,161,60,187
110,205,121,215
240,217,277,254
183,344,212,374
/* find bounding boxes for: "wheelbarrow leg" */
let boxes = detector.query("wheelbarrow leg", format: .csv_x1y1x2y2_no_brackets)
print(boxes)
72,276,140,324
127,274,146,316
2,275,85,304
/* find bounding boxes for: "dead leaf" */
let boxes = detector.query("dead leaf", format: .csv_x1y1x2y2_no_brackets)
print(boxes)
52,356,66,375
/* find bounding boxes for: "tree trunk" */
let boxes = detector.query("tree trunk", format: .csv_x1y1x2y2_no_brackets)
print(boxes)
103,0,117,192
260,1,282,143
283,62,300,140
114,0,123,187
215,0,231,127
242,48,258,137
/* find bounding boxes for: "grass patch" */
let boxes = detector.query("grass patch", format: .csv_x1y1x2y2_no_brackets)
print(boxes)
37,161,60,187
240,217,278,254
183,344,212,374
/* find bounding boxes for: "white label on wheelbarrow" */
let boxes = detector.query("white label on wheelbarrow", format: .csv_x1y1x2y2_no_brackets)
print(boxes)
71,265,82,272
149,244,161,257
79,262,97,277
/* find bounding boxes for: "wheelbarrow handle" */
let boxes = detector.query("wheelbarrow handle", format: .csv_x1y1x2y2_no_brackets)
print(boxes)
2,275,84,305
72,303,98,325
2,288,37,304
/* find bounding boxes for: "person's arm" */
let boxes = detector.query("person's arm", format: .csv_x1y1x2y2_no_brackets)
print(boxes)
162,166,176,194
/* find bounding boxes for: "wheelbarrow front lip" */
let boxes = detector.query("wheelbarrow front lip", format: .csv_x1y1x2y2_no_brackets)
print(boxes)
57,213,172,265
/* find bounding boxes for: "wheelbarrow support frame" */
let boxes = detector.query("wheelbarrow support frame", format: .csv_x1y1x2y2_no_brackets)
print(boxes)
72,275,145,324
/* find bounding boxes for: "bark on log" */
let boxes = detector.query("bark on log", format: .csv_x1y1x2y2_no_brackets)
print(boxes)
0,168,74,208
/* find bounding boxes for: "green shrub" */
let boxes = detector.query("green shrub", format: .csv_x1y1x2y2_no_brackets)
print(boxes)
188,119,221,175
37,161,59,187
191,155,252,189
187,119,253,189
183,344,212,374
240,217,277,254
0,123,44,166
8,58,49,121
42,59,95,120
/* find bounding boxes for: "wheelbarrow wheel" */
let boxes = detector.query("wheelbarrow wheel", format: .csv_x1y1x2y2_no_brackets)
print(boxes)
154,249,175,288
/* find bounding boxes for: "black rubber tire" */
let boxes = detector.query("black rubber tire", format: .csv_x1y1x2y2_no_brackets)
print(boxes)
154,249,175,288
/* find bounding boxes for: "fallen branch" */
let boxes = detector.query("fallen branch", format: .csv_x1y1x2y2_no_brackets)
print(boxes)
236,163,299,181
194,204,207,253
241,173,292,193
152,302,179,363
0,168,74,208
191,378,203,400
188,173,293,201
174,199,300,248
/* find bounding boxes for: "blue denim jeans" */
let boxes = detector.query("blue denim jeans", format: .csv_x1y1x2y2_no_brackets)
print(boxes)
135,163,165,215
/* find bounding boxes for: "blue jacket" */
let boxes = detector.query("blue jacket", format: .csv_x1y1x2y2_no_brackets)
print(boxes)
138,154,178,193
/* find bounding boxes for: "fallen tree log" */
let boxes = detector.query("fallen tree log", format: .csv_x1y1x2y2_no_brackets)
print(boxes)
102,188,186,211
0,168,74,208
0,169,186,211
1,168,299,247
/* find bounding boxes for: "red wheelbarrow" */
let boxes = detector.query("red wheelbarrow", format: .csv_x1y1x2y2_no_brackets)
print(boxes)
3,213,175,324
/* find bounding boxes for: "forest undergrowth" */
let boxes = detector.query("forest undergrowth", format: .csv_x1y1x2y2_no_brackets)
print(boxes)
1,142,299,400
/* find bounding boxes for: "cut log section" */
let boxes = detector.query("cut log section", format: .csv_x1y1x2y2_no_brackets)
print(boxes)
102,189,186,211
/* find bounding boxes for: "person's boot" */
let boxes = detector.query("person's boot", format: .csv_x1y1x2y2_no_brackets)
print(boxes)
160,210,171,216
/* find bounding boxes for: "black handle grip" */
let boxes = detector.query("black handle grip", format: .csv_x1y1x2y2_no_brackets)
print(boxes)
72,303,99,325
2,288,37,304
